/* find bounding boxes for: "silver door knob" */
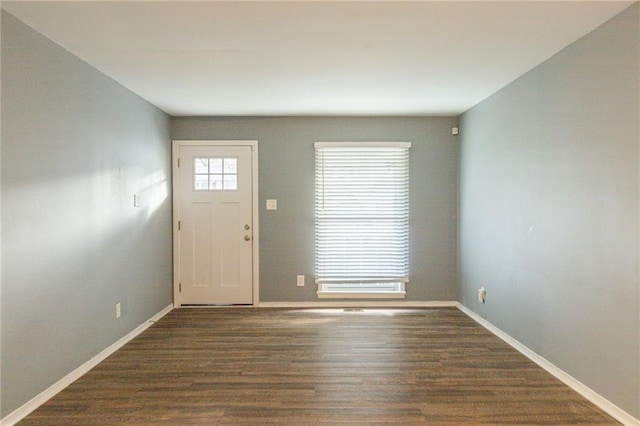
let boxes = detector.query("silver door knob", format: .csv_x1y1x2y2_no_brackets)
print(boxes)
244,235,252,241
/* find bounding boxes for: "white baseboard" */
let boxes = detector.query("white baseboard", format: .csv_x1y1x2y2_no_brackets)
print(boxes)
457,303,639,426
259,300,458,308
1,304,173,426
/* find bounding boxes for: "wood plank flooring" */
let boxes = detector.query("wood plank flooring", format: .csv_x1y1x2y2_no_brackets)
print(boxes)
21,308,619,424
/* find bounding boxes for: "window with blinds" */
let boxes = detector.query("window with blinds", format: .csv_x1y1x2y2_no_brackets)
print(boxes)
315,142,410,298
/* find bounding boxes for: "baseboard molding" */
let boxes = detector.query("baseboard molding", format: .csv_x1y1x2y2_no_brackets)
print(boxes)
259,300,458,308
1,304,174,426
457,303,639,426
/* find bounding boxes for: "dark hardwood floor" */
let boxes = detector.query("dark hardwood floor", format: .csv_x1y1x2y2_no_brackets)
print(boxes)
21,308,619,424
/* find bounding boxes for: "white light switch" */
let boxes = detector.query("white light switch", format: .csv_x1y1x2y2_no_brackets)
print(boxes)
134,194,141,207
266,199,277,210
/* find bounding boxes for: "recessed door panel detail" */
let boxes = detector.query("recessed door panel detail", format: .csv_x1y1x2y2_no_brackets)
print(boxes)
192,202,212,288
219,202,240,289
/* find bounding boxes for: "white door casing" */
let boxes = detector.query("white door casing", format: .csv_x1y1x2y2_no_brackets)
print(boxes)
172,140,259,306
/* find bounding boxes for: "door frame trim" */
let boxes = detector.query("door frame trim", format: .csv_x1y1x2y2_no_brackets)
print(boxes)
172,140,259,307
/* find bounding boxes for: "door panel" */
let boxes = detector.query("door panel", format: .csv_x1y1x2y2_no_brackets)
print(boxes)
192,202,212,289
219,201,241,289
177,145,253,304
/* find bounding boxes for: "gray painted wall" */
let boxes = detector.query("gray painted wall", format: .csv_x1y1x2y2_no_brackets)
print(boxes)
173,117,459,302
458,3,639,417
1,11,173,416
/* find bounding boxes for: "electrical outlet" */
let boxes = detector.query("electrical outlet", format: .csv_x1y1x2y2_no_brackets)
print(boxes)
297,275,305,287
116,303,121,318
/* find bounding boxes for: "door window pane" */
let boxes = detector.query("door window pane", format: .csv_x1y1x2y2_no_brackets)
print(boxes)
210,158,223,174
209,175,223,190
195,158,209,174
223,174,237,190
195,174,209,190
224,158,237,173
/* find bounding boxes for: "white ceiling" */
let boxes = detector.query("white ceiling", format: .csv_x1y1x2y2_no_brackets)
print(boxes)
2,1,633,116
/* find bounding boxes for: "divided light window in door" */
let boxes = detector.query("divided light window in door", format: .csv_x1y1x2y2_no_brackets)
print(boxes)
194,157,238,191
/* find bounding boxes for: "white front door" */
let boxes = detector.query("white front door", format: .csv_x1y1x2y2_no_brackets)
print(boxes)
174,142,256,305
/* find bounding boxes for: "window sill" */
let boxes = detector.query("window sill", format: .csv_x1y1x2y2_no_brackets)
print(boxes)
317,291,406,299
316,282,407,299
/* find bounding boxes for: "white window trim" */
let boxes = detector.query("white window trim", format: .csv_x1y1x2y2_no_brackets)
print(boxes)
315,141,411,299
315,141,412,149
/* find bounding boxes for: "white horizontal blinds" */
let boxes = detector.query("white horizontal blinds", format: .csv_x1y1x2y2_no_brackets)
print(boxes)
315,142,410,285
